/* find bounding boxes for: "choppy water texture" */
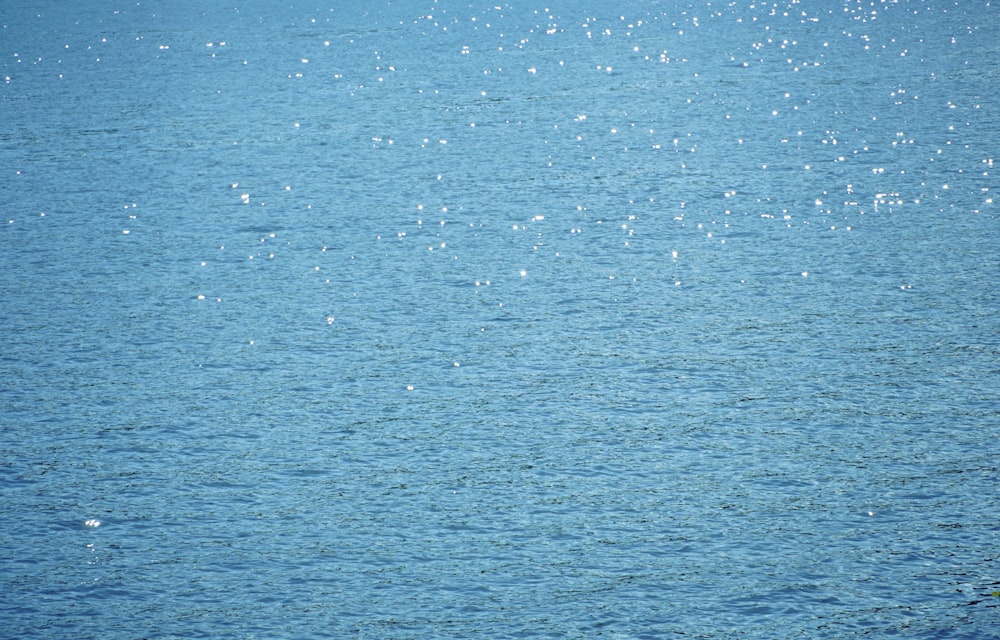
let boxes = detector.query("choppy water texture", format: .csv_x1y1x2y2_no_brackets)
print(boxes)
2,1,999,638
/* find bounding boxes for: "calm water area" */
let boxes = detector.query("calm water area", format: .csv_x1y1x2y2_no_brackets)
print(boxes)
2,1,999,638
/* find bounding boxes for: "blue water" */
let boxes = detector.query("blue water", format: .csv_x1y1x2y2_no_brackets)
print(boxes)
2,1,999,638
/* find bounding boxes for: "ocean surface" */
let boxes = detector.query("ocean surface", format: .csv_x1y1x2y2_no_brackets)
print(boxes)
2,1,998,638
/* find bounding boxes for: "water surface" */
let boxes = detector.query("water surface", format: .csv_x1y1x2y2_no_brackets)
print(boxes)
2,1,998,638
